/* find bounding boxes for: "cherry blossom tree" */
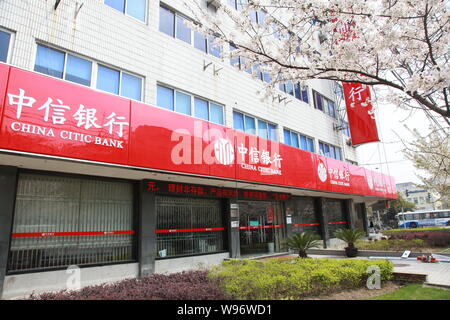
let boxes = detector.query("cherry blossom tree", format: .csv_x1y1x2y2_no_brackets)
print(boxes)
185,0,449,123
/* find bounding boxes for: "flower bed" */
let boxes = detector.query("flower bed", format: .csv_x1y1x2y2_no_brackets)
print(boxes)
208,258,393,300
27,270,229,300
383,228,450,247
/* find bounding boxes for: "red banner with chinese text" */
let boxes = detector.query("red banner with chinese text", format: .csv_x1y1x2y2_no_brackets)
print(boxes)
343,82,379,146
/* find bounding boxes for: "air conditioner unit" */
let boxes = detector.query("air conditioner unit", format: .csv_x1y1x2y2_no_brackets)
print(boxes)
346,138,352,146
207,0,221,9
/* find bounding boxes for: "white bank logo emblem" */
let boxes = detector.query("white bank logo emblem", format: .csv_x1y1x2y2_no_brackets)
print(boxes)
214,138,235,165
317,162,327,182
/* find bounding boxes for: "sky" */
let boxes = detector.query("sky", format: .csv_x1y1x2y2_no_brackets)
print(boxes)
356,95,435,186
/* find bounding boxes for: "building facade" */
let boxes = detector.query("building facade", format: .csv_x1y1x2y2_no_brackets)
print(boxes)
396,182,436,211
0,0,396,299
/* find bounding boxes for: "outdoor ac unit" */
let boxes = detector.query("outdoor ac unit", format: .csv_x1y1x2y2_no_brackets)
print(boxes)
346,138,352,146
207,0,221,9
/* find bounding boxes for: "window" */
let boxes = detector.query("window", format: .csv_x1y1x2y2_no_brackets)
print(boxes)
35,44,92,86
0,30,12,63
159,5,221,58
159,6,175,36
105,0,146,22
313,90,337,118
156,196,224,259
156,85,224,125
233,111,277,141
284,129,315,152
294,83,309,104
342,121,351,137
97,65,142,101
280,81,309,104
8,172,135,273
34,44,142,100
319,142,342,160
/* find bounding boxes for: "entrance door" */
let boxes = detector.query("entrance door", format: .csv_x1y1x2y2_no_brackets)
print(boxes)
238,201,285,256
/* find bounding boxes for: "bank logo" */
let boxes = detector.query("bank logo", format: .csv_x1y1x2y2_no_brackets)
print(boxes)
367,174,373,190
317,161,327,182
214,138,235,165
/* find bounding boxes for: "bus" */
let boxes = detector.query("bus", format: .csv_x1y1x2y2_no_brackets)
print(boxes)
396,209,450,228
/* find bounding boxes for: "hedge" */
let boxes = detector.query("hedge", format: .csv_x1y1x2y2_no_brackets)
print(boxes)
209,258,393,300
355,239,426,251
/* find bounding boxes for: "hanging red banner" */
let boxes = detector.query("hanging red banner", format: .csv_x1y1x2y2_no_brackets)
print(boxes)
342,82,379,146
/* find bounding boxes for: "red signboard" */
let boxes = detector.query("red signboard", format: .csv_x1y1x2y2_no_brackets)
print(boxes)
0,66,396,199
0,67,130,164
343,82,380,146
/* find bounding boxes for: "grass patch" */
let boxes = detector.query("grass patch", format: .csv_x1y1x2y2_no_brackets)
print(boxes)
209,258,393,300
370,284,450,300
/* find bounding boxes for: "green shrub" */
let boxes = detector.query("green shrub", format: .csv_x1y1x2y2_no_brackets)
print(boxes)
384,227,450,235
355,239,426,251
209,258,393,300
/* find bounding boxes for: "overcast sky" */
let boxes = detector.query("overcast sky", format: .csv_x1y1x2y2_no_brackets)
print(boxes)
356,94,436,186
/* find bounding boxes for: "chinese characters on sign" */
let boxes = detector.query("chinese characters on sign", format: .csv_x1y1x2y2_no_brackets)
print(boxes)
144,180,291,201
237,143,283,175
7,88,129,149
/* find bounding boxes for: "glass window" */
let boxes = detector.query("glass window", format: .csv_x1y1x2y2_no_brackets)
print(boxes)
126,0,146,22
208,37,221,58
284,130,291,146
324,144,330,157
96,65,120,95
229,44,240,68
34,45,65,79
175,91,191,115
159,6,175,37
301,88,309,103
233,111,245,131
328,100,336,117
258,120,268,139
8,173,135,273
176,15,191,44
313,91,323,111
157,85,174,111
121,72,142,101
257,10,266,25
244,115,256,135
268,123,277,141
194,97,209,121
300,135,307,151
210,103,224,125
262,72,271,83
227,0,237,9
0,30,11,63
291,132,299,148
307,138,314,152
285,81,294,96
106,0,146,22
194,31,207,52
279,83,286,92
65,54,92,86
105,0,125,13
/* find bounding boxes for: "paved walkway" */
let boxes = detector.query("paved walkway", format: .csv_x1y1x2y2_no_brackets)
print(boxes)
391,259,450,287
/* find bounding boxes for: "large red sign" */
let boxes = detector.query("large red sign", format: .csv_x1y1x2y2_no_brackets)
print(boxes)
0,65,396,199
343,82,380,146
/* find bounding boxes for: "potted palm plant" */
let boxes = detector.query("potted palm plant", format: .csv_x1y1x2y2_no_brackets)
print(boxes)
334,228,366,257
284,232,322,258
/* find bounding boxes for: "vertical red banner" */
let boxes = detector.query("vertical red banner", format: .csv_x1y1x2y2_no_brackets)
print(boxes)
343,82,379,146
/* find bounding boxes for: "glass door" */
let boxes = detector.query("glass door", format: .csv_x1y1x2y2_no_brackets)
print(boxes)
238,201,285,256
